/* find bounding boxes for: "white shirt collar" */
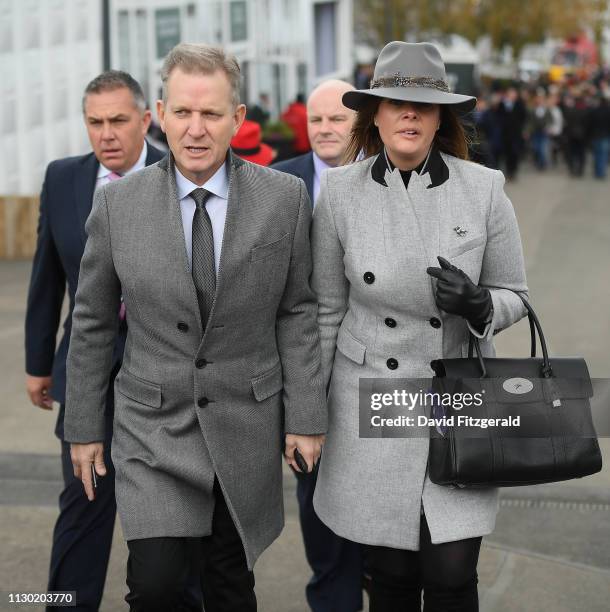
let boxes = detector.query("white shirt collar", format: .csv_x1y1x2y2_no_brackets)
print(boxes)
174,159,230,201
97,140,148,179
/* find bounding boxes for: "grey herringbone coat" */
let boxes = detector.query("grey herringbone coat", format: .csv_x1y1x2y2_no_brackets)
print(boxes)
311,152,528,549
64,153,326,568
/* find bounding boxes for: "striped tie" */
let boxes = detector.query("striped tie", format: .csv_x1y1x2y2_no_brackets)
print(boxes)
190,188,216,331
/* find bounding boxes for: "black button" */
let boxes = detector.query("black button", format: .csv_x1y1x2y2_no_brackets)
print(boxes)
385,317,396,328
429,317,441,329
177,322,189,332
195,358,207,369
363,272,375,284
197,397,209,408
386,358,398,370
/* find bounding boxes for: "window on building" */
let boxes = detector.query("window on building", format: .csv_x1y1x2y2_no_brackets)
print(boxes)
75,0,89,41
24,4,40,49
314,2,337,77
50,0,65,46
297,62,307,98
155,8,181,59
230,1,247,43
118,10,131,72
2,97,16,135
3,134,19,193
54,84,68,121
0,1,13,53
135,10,149,101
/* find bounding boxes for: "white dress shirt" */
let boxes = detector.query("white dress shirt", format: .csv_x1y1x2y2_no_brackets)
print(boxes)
175,162,229,274
312,152,332,205
95,141,148,191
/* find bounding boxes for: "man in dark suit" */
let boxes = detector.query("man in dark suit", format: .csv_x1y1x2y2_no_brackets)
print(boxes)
273,80,364,612
273,80,355,207
25,70,164,611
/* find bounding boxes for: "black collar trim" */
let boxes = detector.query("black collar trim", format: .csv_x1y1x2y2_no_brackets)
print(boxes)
371,145,449,189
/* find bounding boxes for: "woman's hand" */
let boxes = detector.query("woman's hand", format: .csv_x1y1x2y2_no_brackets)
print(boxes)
426,256,492,332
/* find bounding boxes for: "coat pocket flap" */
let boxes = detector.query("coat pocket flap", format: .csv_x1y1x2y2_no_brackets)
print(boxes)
116,370,162,408
251,363,284,401
336,327,366,365
250,233,291,262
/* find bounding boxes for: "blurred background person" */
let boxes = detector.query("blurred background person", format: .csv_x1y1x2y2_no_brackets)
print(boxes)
281,93,311,156
246,92,271,129
273,78,364,612
231,119,275,166
527,91,552,170
547,92,565,167
587,94,610,179
499,86,527,180
24,70,164,612
563,92,589,177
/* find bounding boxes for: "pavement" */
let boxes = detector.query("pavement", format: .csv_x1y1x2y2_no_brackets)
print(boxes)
1,164,609,611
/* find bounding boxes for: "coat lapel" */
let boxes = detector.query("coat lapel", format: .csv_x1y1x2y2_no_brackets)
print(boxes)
74,153,99,248
159,155,203,333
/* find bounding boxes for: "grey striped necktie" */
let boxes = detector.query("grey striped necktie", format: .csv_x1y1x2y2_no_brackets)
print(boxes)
190,188,216,330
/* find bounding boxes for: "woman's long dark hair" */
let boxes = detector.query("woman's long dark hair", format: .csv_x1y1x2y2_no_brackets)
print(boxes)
343,97,471,164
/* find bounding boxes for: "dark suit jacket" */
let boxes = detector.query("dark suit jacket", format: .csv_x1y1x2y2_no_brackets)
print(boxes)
271,152,315,203
25,142,165,436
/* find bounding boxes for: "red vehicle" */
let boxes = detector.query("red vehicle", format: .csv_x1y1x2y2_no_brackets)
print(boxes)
549,33,598,83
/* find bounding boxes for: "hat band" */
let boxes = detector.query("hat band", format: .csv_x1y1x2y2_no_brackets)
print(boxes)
370,74,450,93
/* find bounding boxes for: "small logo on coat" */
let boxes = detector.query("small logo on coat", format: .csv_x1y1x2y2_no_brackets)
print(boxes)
502,378,534,394
453,226,468,237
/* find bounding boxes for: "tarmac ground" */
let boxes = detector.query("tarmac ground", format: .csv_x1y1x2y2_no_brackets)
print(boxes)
1,164,610,611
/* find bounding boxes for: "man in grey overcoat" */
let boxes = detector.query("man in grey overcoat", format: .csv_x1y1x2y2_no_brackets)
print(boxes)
65,43,326,612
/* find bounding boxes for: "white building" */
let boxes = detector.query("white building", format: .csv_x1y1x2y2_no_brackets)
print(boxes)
111,0,354,120
0,0,102,195
0,0,352,196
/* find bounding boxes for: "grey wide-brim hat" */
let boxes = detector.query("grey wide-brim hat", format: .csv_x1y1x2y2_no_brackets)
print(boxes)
343,41,476,113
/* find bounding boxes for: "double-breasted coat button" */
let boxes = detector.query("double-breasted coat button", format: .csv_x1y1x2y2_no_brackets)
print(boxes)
177,321,189,332
195,358,207,369
197,397,209,408
363,272,375,284
385,317,397,328
386,358,398,370
429,317,441,329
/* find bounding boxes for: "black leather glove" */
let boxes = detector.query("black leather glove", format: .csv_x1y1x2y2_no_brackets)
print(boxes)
426,256,492,332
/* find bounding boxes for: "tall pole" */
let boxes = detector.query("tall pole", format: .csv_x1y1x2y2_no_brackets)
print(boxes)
102,0,111,70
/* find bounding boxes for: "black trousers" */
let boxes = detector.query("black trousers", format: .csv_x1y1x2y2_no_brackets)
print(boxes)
364,513,482,612
125,479,255,612
47,382,117,612
295,464,364,612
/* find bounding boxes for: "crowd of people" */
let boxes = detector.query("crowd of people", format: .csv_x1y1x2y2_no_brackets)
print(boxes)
472,75,610,180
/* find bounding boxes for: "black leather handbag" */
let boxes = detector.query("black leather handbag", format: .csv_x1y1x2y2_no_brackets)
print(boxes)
428,294,602,487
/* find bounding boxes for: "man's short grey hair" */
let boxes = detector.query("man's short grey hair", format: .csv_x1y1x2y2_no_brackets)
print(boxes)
82,70,147,114
161,43,241,107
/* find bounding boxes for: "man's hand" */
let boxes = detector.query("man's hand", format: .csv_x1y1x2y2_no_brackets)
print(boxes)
26,375,54,410
70,442,106,501
284,433,325,474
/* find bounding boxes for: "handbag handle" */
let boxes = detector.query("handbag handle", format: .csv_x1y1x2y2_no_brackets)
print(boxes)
467,293,554,379
468,308,537,359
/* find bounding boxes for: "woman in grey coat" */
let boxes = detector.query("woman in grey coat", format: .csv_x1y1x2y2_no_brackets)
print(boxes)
311,42,528,611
